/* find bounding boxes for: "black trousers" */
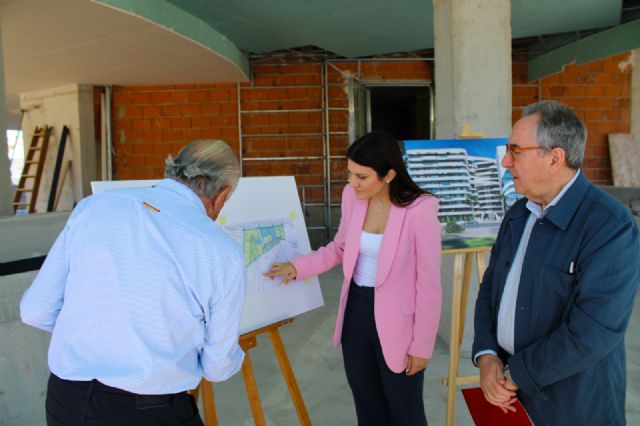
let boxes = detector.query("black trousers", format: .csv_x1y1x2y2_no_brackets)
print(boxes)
341,281,428,426
45,373,204,426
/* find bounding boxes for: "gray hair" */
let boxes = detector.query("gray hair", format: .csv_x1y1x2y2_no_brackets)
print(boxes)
522,101,586,169
165,139,240,198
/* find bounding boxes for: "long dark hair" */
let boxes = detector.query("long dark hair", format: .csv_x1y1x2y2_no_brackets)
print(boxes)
347,131,429,207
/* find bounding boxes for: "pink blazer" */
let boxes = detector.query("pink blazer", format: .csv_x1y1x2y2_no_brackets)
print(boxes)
291,185,442,373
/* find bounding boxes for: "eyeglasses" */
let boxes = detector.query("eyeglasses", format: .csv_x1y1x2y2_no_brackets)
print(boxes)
504,143,547,160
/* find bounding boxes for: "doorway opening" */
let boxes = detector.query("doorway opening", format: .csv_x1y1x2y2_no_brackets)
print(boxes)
368,86,432,140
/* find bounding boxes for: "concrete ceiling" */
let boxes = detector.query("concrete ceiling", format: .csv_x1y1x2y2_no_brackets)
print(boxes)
0,0,249,118
1,0,634,125
163,0,621,57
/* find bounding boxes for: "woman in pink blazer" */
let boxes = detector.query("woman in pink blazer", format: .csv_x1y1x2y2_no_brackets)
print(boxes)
266,132,442,426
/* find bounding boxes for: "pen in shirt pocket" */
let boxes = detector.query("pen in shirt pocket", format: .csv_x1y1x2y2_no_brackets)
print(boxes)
569,261,576,275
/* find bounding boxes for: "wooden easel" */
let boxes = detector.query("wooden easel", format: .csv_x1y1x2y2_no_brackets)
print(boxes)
190,319,312,426
441,246,491,426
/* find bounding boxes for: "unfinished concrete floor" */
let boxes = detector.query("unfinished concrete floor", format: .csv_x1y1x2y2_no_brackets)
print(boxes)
209,266,640,425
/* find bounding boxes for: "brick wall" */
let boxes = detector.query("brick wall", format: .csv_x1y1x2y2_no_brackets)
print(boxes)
110,53,630,191
513,52,632,185
240,63,325,203
111,60,432,204
111,84,238,180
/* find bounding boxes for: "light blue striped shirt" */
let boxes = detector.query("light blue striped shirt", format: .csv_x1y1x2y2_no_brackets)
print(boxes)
20,178,246,394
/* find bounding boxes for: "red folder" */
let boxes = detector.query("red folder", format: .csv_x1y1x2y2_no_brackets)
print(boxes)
461,387,533,426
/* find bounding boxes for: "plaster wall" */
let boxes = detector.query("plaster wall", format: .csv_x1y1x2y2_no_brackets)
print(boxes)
0,22,12,217
0,212,68,426
20,84,96,213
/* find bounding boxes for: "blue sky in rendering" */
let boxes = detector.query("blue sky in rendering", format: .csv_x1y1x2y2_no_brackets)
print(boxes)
403,138,508,160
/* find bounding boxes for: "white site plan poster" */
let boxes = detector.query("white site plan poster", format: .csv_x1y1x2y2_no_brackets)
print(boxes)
91,176,324,334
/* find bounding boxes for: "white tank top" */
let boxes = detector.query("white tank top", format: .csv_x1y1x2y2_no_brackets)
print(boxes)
353,231,384,287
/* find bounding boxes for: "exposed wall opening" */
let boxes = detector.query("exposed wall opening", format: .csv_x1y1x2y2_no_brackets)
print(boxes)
368,86,432,140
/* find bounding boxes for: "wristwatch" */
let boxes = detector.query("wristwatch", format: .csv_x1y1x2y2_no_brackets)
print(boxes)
504,364,517,387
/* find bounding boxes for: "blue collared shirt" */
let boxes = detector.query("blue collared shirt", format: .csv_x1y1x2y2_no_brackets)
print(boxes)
20,178,246,394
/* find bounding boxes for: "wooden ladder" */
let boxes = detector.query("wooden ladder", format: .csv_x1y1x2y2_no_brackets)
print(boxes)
13,126,53,214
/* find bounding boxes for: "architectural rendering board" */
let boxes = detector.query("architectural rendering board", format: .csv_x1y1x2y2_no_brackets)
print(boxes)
403,138,516,250
91,176,324,334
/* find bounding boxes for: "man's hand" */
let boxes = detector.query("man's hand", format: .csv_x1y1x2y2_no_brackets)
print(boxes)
478,354,519,413
405,355,429,376
263,261,298,285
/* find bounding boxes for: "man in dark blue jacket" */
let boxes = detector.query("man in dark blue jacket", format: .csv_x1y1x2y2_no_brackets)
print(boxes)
473,100,639,426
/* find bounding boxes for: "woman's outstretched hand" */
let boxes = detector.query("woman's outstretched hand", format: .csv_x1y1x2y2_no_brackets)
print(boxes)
264,261,298,285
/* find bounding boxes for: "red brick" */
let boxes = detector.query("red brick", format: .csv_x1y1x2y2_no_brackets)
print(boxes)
294,74,321,85
148,118,170,129
131,93,151,104
210,116,231,126
151,92,172,103
143,130,163,142
183,129,202,140
191,116,210,128
116,168,135,180
512,85,537,97
134,168,156,179
210,90,230,101
161,105,180,116
114,118,131,131
170,91,189,103
585,61,603,72
163,130,182,141
202,128,221,138
170,118,190,129
189,91,209,102
132,144,152,155
144,155,166,167
584,86,603,97
253,75,274,86
113,92,130,105
132,119,151,130
180,104,200,116
124,156,145,167
143,105,162,117
200,104,220,115
220,103,237,114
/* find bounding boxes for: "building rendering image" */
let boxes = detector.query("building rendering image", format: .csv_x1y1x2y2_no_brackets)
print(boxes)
403,139,513,224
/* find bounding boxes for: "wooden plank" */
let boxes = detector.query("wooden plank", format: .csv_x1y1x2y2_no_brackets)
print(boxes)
443,248,489,426
446,253,465,426
609,134,640,187
268,328,312,425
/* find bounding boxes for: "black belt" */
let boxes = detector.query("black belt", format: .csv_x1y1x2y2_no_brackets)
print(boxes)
51,374,185,409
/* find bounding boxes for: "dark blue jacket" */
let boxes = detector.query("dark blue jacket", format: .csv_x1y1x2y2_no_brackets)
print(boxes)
473,172,640,426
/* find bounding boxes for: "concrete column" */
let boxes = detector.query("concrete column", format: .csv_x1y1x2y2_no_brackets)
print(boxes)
433,0,512,138
632,49,639,143
432,0,511,353
0,22,13,216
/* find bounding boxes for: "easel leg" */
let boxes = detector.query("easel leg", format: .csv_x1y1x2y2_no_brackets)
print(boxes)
458,253,474,350
201,380,218,426
476,252,487,282
240,337,267,426
446,254,464,426
268,328,312,426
